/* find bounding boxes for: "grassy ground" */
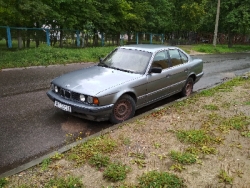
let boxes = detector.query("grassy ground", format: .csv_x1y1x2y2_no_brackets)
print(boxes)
1,73,250,188
0,45,115,70
178,44,250,54
1,42,249,70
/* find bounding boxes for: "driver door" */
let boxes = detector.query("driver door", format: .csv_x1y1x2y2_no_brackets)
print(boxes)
146,50,173,104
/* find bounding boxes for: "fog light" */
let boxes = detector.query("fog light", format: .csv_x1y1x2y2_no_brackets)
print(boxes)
80,94,85,102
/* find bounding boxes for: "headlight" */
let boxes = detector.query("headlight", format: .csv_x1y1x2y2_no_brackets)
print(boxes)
54,86,58,93
87,96,93,103
80,94,86,102
87,96,99,105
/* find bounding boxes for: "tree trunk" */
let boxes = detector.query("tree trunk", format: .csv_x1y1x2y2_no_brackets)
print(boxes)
116,32,120,45
60,30,63,47
228,31,233,48
81,33,85,47
27,31,31,48
128,32,131,42
213,0,220,47
18,30,23,49
35,22,40,47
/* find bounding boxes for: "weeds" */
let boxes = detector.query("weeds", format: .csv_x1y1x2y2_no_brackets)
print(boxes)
176,130,213,146
103,162,131,182
170,151,197,165
137,171,185,188
169,163,186,172
88,153,110,170
0,178,8,188
44,176,85,188
67,135,117,166
218,170,233,184
41,158,51,170
203,104,219,111
129,152,146,169
241,131,250,137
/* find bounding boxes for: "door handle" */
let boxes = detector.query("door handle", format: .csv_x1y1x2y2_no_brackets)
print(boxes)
184,68,189,72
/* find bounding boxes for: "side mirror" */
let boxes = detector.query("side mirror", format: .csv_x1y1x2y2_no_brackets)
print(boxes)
150,67,162,73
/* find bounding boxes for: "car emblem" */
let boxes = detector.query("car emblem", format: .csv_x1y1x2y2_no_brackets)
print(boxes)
65,84,70,88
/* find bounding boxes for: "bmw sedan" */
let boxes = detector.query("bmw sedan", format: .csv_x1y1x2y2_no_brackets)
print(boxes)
47,44,203,123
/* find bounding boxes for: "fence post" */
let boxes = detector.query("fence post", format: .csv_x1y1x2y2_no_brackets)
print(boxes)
46,29,50,46
136,33,139,44
6,26,12,48
76,30,80,47
150,33,152,44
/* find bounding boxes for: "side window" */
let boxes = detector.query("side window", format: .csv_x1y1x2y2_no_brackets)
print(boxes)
151,51,169,69
169,49,182,66
179,51,188,63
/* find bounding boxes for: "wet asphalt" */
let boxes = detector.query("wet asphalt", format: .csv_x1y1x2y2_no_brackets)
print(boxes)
0,53,250,175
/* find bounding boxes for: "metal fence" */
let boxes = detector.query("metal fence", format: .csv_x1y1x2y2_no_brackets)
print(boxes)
0,26,166,49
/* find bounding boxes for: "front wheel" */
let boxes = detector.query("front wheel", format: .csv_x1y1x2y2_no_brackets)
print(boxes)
109,95,135,124
181,77,194,97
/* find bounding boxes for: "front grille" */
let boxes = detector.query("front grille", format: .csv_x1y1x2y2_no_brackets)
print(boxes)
54,86,81,102
58,87,71,99
72,92,80,101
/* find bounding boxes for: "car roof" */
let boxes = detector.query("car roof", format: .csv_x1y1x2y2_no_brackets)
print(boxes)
120,44,177,53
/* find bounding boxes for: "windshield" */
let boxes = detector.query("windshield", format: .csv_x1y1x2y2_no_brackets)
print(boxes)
99,48,152,74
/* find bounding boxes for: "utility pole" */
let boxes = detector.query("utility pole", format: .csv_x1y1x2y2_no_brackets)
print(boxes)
213,0,220,47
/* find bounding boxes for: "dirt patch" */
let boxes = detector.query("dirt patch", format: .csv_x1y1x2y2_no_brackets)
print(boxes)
4,74,250,188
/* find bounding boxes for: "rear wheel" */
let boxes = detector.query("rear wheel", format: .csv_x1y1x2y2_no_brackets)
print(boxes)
109,95,135,124
181,77,194,97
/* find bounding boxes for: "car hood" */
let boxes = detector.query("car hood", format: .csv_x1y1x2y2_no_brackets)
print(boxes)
52,65,141,95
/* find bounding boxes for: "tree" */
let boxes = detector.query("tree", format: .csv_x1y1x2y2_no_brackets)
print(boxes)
213,0,220,47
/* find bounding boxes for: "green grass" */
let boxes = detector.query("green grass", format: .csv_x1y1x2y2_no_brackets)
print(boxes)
170,151,197,165
203,104,219,111
192,44,250,54
88,153,110,170
137,171,185,188
103,162,131,182
44,176,85,188
0,45,115,69
67,135,117,166
0,178,9,188
1,43,249,70
176,130,213,146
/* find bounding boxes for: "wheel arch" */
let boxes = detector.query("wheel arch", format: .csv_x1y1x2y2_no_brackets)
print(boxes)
188,73,196,82
120,92,137,104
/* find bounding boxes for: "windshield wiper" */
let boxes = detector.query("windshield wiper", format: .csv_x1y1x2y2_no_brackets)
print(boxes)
110,66,134,73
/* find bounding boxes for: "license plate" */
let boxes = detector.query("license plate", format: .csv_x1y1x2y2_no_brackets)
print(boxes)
54,101,72,112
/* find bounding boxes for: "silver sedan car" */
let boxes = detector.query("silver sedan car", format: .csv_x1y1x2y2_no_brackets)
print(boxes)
47,44,203,123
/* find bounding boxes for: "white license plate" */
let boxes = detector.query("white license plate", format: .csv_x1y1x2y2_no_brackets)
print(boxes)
54,101,72,112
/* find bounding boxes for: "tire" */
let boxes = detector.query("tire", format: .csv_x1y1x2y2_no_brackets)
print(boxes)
181,77,194,97
109,94,135,124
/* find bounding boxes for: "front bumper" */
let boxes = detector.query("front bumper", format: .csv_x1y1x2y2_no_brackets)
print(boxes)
47,90,114,121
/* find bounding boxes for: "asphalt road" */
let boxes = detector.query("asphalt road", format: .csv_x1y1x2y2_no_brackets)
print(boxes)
0,53,250,175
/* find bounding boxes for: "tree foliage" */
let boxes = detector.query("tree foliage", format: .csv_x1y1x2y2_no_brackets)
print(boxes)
0,0,249,47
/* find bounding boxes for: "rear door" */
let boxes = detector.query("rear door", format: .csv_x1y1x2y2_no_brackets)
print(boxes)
168,49,189,92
